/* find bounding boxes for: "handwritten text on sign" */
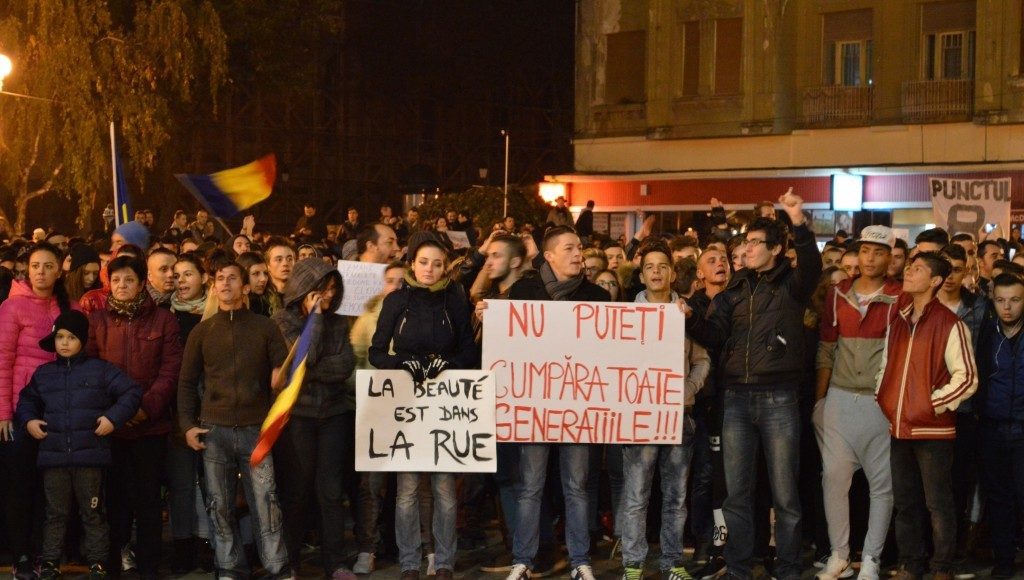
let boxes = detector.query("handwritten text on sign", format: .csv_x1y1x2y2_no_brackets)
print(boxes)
356,370,496,473
336,261,387,317
482,300,686,445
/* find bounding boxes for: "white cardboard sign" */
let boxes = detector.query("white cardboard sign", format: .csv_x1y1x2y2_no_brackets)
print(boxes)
356,370,497,473
482,300,686,445
336,260,387,316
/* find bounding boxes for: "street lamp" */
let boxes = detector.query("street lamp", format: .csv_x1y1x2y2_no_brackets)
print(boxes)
0,54,12,92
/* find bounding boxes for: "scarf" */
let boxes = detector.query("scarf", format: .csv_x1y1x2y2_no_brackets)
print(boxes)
171,293,207,315
404,271,451,292
539,262,584,301
147,283,174,306
107,291,147,320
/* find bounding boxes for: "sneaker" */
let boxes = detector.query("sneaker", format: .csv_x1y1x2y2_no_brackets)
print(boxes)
401,571,420,580
570,564,597,580
480,552,514,573
505,563,531,580
332,567,358,580
89,563,108,579
664,565,694,580
13,556,36,580
857,556,880,580
435,570,453,579
816,554,853,580
696,556,727,580
427,553,436,576
622,564,644,580
814,554,831,570
39,561,60,580
121,545,136,572
353,553,376,575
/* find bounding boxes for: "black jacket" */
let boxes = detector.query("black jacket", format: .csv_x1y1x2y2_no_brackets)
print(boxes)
508,270,611,302
689,224,821,389
369,282,479,370
16,355,141,468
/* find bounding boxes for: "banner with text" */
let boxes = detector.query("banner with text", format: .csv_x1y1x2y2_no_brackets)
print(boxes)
482,300,686,445
356,370,496,472
930,177,1012,236
336,261,386,316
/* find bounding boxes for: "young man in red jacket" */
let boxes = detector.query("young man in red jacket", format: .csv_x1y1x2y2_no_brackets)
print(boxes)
875,252,977,580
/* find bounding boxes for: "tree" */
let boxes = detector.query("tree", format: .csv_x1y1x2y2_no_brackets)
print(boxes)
0,0,227,233
415,186,552,233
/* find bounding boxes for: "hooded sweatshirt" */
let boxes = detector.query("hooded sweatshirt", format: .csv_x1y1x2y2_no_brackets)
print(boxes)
272,259,356,416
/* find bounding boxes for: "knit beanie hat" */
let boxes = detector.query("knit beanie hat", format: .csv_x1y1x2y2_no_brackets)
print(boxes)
114,220,150,250
39,310,89,353
68,244,101,272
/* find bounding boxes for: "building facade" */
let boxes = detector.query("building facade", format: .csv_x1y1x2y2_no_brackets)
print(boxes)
557,0,1024,240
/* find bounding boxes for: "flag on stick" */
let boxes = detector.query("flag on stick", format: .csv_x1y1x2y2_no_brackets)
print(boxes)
110,122,133,227
175,154,276,219
250,305,314,467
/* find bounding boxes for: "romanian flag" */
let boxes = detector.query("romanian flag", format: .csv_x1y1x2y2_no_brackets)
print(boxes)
175,154,276,219
110,122,133,227
250,305,315,467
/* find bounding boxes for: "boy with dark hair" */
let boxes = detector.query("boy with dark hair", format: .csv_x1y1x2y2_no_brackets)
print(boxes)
914,228,950,253
17,311,141,580
876,252,977,580
620,242,710,580
178,260,291,578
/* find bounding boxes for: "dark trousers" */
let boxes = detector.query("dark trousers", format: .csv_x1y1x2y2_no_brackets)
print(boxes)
951,413,981,543
891,438,956,574
107,435,167,575
274,413,356,573
980,421,1024,567
42,467,108,564
1,428,42,558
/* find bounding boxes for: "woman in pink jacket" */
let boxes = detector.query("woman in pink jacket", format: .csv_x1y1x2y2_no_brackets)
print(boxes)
0,242,77,578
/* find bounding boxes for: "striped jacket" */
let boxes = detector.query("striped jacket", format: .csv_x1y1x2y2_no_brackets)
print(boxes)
875,298,978,440
817,277,903,394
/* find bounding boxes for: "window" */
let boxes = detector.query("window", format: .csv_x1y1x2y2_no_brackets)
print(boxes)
924,30,975,80
681,21,701,96
921,1,976,80
605,31,646,104
714,18,742,95
822,10,873,86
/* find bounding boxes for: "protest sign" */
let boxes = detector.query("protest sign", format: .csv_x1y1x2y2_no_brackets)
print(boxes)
482,300,687,445
336,261,386,316
356,370,496,473
445,230,471,249
930,177,1012,236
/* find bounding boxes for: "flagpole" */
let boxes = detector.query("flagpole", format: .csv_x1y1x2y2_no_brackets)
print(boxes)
213,217,235,240
109,121,119,226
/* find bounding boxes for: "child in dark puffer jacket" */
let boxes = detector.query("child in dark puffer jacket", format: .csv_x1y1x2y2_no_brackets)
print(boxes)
15,310,140,580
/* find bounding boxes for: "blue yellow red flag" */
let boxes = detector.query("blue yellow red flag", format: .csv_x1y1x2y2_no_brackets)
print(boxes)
175,154,276,219
110,122,133,227
250,304,314,467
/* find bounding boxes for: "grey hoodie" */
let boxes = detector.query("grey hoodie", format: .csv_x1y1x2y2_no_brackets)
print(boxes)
272,259,356,416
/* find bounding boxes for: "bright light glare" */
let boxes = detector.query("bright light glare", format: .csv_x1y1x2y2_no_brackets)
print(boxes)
832,173,864,211
539,182,566,204
0,54,11,80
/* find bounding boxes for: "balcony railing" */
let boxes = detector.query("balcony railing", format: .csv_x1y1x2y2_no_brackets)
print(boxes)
802,85,874,126
901,79,973,123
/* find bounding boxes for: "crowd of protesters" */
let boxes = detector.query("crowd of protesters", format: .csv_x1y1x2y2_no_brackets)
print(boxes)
0,192,1022,580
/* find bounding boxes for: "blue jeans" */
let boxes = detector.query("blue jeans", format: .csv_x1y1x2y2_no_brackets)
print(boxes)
202,425,288,577
620,415,696,570
722,388,802,580
396,472,456,573
513,443,591,569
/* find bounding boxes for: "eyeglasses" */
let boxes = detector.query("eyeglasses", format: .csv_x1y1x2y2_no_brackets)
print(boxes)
598,280,619,288
746,239,768,248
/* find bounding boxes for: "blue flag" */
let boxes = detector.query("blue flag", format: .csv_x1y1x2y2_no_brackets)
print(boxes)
110,122,133,227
